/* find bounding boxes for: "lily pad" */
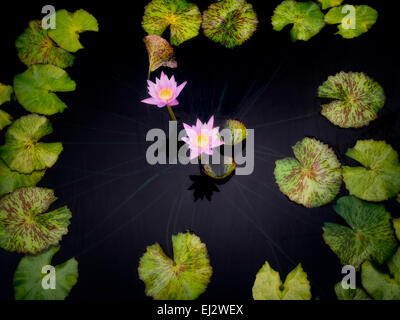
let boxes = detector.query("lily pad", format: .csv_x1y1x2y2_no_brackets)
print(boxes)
203,156,236,180
394,218,400,241
142,0,202,46
0,187,72,254
252,262,311,300
202,0,258,48
343,140,400,202
323,196,397,270
0,110,13,131
334,282,371,300
0,159,45,197
0,83,13,105
223,119,247,146
16,20,75,68
0,114,63,174
271,0,325,42
144,35,177,73
318,0,343,10
14,246,78,300
362,247,400,300
274,137,342,208
325,5,378,39
14,64,76,115
138,231,212,300
318,72,385,128
48,9,99,53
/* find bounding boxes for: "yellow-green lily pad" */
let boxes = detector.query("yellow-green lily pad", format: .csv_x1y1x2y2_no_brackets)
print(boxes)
343,140,400,202
0,114,63,174
138,231,212,300
252,262,311,300
48,9,99,53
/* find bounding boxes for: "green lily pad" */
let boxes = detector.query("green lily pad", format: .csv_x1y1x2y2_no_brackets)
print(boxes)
203,156,236,180
323,196,397,270
318,0,343,10
362,247,400,300
343,140,400,202
0,114,63,174
334,282,371,300
0,159,45,197
202,0,258,48
144,35,177,73
0,83,13,105
142,0,202,46
271,0,325,42
14,64,76,115
318,72,385,128
274,137,342,208
16,20,75,68
223,119,247,146
138,231,212,300
14,246,78,300
48,9,99,53
0,187,71,254
0,110,13,131
253,262,311,300
325,5,378,39
394,218,400,241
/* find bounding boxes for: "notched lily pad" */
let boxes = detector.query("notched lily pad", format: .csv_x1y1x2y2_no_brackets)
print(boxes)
138,231,212,300
0,187,72,254
334,282,371,300
253,262,311,300
274,137,342,208
0,159,45,197
142,0,202,46
323,196,397,270
14,64,76,115
203,156,236,180
362,247,400,300
16,20,75,68
48,9,99,53
202,0,258,48
14,246,78,300
144,34,177,73
325,5,378,39
318,0,343,10
272,0,325,42
318,72,385,128
0,114,63,174
223,119,247,146
343,140,400,202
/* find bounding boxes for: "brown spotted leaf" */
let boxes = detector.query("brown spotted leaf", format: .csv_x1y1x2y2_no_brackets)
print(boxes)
144,35,177,73
318,72,385,128
16,20,75,68
0,187,71,254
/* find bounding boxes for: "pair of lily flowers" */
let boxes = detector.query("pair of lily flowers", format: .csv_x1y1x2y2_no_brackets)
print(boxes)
142,72,224,160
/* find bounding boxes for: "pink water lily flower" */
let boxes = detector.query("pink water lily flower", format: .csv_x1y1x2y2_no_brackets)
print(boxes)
182,116,224,160
142,72,187,108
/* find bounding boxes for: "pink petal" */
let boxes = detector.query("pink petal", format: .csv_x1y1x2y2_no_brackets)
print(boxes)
207,115,214,130
141,97,159,105
157,101,167,108
190,148,201,160
168,99,179,106
175,81,187,97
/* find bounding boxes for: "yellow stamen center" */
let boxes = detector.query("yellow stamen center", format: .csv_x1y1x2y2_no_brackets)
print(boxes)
158,88,173,101
196,134,209,148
